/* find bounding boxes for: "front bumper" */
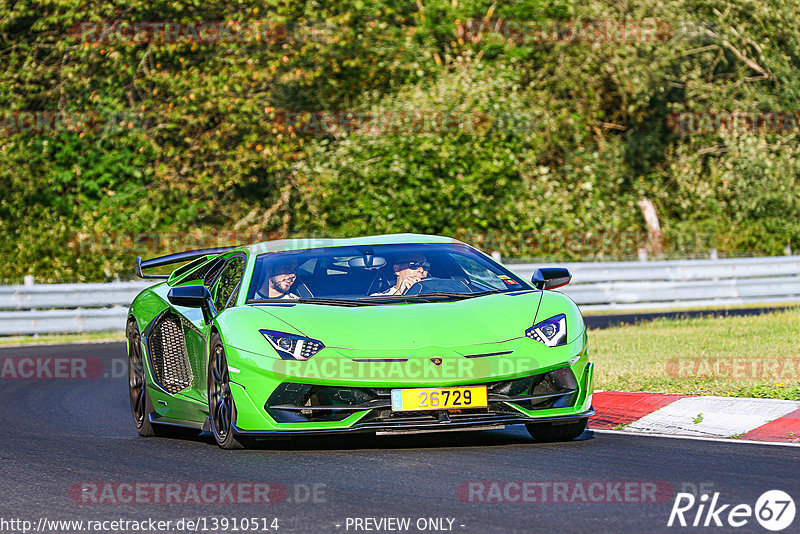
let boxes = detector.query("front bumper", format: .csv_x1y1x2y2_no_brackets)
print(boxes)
232,408,595,438
224,334,593,436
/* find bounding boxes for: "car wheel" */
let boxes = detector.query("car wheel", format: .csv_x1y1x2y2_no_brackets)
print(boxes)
127,319,199,439
208,334,249,449
525,418,588,442
128,320,157,437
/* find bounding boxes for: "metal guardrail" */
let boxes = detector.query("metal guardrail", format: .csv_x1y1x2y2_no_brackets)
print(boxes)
508,256,800,311
0,256,797,334
0,281,155,335
0,308,131,336
0,281,155,311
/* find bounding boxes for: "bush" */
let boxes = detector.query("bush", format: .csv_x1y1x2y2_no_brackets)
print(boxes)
2,0,799,281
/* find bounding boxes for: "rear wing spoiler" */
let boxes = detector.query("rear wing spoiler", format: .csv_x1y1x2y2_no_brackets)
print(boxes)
135,247,237,279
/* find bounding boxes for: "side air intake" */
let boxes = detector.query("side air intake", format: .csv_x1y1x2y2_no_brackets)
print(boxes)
148,314,193,394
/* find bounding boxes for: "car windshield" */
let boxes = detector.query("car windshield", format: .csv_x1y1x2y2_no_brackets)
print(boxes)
246,243,530,304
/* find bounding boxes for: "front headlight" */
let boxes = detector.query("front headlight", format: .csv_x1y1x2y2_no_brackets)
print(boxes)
525,314,567,347
260,329,325,360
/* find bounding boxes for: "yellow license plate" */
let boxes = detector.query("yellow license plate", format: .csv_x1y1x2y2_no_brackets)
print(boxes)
390,386,488,412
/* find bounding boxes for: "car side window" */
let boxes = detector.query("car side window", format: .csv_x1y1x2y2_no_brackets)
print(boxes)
203,257,227,288
213,256,246,311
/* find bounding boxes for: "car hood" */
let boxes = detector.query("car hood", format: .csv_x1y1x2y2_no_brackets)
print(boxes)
251,291,543,351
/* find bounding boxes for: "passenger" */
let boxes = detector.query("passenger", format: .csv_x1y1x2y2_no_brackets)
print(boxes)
373,255,430,295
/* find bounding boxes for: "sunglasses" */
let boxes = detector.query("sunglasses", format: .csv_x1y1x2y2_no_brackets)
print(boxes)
404,260,430,270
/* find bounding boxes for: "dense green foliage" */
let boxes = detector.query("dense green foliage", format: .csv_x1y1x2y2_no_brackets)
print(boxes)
1,0,798,282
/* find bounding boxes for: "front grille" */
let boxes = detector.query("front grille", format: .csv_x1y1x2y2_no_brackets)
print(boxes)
266,384,384,423
264,367,578,425
148,314,193,394
488,367,579,409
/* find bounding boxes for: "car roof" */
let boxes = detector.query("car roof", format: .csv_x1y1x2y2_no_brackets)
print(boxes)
243,233,465,254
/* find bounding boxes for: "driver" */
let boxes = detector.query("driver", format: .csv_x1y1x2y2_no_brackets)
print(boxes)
373,254,430,295
255,258,299,299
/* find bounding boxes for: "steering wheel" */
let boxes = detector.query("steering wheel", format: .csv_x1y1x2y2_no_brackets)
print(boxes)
291,278,314,298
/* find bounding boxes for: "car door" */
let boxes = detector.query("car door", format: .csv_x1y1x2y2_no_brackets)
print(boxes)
185,254,247,404
158,254,247,418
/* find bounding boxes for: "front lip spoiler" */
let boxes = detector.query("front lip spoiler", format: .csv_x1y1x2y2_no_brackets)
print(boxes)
266,389,578,412
232,408,594,439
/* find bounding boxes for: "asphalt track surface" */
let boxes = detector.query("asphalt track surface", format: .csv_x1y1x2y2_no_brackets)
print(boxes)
1,342,799,534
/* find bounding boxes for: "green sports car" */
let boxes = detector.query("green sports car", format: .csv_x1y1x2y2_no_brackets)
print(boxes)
127,234,593,449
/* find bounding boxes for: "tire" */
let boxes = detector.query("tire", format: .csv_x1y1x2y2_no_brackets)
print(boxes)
127,319,199,440
525,418,588,443
127,320,158,437
208,333,250,449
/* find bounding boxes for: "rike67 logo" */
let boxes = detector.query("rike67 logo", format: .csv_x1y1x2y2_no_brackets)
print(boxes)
668,490,795,531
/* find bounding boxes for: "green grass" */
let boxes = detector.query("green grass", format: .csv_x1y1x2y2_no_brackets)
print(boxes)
590,306,800,400
0,331,124,347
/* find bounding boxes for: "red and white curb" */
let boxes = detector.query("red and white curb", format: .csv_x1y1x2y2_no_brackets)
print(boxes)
589,391,800,444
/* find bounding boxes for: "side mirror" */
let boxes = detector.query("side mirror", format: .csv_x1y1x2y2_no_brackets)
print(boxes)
168,285,216,323
531,267,571,290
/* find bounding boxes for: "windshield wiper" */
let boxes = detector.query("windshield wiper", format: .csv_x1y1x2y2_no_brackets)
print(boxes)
355,295,440,303
357,291,498,303
296,298,364,307
413,291,498,300
248,297,362,307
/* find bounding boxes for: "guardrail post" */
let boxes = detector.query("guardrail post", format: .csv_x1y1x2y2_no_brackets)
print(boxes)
23,275,34,287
